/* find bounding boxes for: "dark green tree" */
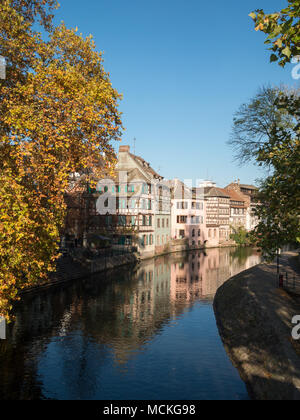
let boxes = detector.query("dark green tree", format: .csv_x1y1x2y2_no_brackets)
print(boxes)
247,1,300,258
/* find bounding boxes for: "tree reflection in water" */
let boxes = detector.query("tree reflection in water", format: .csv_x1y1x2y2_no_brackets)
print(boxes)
0,247,261,400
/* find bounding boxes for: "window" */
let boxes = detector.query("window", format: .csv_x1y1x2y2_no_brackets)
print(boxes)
105,215,112,226
157,218,160,228
198,229,201,237
149,235,153,245
179,230,185,238
162,218,165,228
131,216,136,226
149,216,152,226
166,219,169,228
118,215,126,226
142,215,147,226
177,202,188,209
192,229,195,237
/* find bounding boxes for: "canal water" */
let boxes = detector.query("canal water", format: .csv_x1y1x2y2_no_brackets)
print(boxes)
0,247,261,400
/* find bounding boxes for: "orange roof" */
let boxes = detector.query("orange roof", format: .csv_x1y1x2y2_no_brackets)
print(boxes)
223,188,246,205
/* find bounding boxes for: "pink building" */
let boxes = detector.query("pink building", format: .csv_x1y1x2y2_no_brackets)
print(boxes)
169,179,208,248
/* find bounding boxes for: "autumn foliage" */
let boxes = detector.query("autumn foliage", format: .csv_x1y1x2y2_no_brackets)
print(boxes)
0,0,123,318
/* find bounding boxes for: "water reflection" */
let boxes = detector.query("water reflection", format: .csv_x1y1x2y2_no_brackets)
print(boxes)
0,247,261,400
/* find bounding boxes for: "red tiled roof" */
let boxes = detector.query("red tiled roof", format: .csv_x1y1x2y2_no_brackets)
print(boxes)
204,187,230,198
240,184,258,190
224,188,246,205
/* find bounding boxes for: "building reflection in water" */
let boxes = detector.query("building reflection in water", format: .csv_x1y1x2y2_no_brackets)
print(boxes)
0,247,261,400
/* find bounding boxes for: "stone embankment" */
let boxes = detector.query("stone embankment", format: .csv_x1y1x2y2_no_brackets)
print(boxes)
21,253,139,295
214,252,300,400
21,242,239,296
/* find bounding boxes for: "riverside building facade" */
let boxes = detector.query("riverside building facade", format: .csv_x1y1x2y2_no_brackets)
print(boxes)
96,145,171,258
169,179,207,248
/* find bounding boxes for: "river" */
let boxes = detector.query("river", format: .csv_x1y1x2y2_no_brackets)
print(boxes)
0,247,261,400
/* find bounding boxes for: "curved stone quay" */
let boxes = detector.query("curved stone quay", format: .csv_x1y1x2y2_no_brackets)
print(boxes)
214,253,300,400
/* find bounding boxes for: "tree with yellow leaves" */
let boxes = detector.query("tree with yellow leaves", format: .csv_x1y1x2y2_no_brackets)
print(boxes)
0,0,123,319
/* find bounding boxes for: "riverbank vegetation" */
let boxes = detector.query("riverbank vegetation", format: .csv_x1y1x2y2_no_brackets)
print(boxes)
230,227,256,247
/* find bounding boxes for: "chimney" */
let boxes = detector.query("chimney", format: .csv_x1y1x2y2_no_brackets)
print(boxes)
119,145,130,153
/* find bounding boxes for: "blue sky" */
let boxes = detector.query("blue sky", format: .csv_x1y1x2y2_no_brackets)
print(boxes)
54,0,297,187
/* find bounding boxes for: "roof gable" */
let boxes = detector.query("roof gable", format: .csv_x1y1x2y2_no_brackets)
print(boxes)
127,167,149,183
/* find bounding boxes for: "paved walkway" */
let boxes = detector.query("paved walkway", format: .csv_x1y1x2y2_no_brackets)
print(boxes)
214,252,300,400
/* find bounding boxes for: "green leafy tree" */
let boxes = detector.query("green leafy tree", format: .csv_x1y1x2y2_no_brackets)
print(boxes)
250,0,300,67
230,226,256,247
230,226,248,246
247,1,300,259
254,94,300,259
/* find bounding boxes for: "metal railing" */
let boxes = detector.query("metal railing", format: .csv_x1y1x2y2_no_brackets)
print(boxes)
278,271,300,293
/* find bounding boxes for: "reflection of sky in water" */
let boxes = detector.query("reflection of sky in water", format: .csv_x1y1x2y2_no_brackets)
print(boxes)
1,248,260,400
38,303,248,400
